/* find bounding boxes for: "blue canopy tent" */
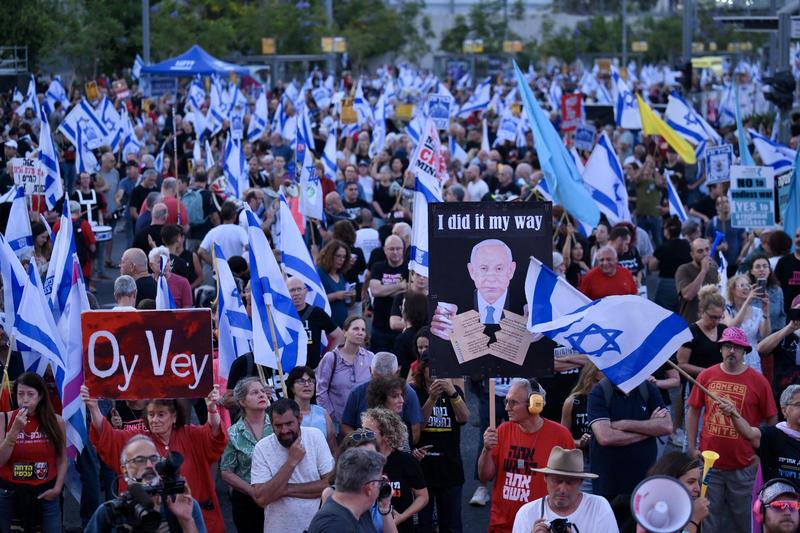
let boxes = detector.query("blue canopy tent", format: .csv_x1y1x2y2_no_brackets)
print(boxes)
141,45,248,77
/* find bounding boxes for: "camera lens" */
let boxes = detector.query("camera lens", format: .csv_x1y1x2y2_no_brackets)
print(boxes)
379,481,392,500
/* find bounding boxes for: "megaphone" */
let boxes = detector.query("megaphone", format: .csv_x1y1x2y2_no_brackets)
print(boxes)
631,476,693,533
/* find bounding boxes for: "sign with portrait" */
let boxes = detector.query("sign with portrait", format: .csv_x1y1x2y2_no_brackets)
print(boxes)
428,202,554,378
705,143,733,185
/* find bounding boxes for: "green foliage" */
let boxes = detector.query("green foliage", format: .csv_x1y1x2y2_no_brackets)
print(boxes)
439,14,470,54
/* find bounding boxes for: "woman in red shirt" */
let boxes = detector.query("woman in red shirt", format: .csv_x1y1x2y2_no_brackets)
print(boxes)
0,372,67,532
81,384,227,533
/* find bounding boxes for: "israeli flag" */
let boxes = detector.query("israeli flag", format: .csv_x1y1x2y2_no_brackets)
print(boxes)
279,196,331,315
58,98,110,151
582,132,631,224
155,144,166,175
409,119,446,277
205,77,227,138
298,103,315,150
481,119,491,153
119,107,142,161
665,93,722,146
449,136,468,164
15,75,39,118
0,233,28,338
525,257,691,393
205,139,215,169
12,87,24,104
457,77,491,118
322,129,337,181
405,110,424,144
75,123,99,174
6,186,33,260
569,148,585,175
38,107,63,210
155,255,176,310
611,68,642,130
95,97,123,150
718,84,736,128
44,199,77,322
246,210,308,371
14,262,67,371
548,78,563,112
223,136,247,199
353,81,373,126
187,77,206,112
247,90,269,143
43,77,69,118
369,93,387,159
298,143,323,220
748,129,795,173
213,243,253,379
132,54,144,81
664,170,688,222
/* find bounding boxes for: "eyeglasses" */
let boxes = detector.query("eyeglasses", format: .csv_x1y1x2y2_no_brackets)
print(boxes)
351,430,375,443
768,500,800,512
720,342,745,353
126,455,161,466
705,312,724,321
295,378,315,386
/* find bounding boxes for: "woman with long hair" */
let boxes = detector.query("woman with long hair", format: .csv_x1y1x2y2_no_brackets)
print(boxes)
561,362,603,454
392,291,429,378
31,221,52,279
82,384,227,533
647,451,709,533
0,372,67,532
220,377,272,533
317,316,374,426
724,273,770,373
332,220,367,314
747,253,786,333
317,239,355,328
286,366,336,454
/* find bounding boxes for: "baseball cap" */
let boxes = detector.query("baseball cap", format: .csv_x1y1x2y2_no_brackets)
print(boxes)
4,140,17,149
761,480,800,504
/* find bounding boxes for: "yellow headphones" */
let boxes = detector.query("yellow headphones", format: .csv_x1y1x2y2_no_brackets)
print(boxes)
527,379,545,415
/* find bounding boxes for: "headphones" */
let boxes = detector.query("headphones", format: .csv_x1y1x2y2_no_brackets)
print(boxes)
527,379,545,415
753,478,800,524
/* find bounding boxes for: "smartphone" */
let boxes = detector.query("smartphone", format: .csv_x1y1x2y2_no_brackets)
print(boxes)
757,279,767,297
789,308,800,322
419,445,434,451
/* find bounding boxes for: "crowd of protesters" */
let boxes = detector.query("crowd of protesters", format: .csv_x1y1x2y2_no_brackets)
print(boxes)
1,57,800,533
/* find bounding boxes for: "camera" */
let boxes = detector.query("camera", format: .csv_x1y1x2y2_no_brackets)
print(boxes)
150,451,187,498
378,481,392,500
549,518,574,533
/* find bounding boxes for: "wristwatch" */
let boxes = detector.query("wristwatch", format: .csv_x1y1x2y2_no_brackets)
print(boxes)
448,391,459,400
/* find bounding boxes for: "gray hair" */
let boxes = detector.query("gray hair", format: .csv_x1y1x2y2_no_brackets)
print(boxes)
681,219,700,238
447,183,465,201
370,352,398,375
596,245,618,260
780,385,800,408
161,177,177,193
144,191,162,209
510,378,546,399
151,202,168,222
114,275,137,299
142,168,158,181
69,200,81,214
335,448,386,493
148,245,170,266
470,239,513,264
142,154,155,167
233,377,264,407
120,434,157,466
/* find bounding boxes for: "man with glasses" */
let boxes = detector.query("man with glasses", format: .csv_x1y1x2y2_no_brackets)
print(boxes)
675,238,719,324
288,277,344,369
687,326,777,533
85,434,206,532
368,235,409,353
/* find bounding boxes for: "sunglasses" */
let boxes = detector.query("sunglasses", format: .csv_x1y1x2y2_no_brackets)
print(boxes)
351,430,375,443
768,500,800,512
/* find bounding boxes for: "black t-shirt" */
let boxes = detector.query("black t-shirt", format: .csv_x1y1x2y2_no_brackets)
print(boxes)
691,195,716,220
343,247,367,301
392,327,418,379
758,425,800,482
135,276,157,305
618,247,644,277
653,238,692,279
373,183,395,216
370,261,409,332
681,323,726,372
413,385,465,488
129,184,158,217
133,224,164,254
771,334,800,401
538,367,581,422
307,497,377,533
297,304,339,369
775,254,800,316
170,250,197,285
383,449,426,533
342,198,371,219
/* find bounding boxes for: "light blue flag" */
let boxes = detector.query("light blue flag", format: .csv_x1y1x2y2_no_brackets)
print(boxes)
279,195,330,316
14,262,67,371
784,148,800,251
582,132,631,224
748,129,795,173
6,186,33,260
212,243,253,379
734,84,755,166
246,210,308,371
525,257,691,393
38,106,63,210
665,92,722,146
155,255,176,310
665,170,688,222
44,199,77,322
513,62,600,227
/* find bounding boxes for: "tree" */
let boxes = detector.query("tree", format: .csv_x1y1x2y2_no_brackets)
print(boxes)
439,14,470,54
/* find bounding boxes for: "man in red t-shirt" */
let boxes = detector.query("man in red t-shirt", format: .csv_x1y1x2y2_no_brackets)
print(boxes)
161,177,189,233
478,379,574,533
578,246,637,300
687,326,777,533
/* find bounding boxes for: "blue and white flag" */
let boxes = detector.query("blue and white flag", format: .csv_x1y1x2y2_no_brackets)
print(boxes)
582,132,631,224
6,186,33,260
548,78,563,112
297,103,315,150
205,77,227,138
95,97,123,150
0,233,27,335
525,257,691,393
322,129,337,181
611,68,642,130
665,170,688,222
749,129,795,173
298,142,323,220
132,54,144,81
205,139,215,170
409,119,446,277
44,199,76,322
369,93,387,158
14,75,39,118
457,77,491,118
448,136,468,164
58,99,109,151
481,119,491,153
187,77,206,113
119,107,143,161
38,107,63,210
223,136,247,199
783,146,800,250
279,196,331,315
718,84,736,128
246,211,308,371
155,255,176,310
353,81,373,126
14,262,67,371
75,123,99,174
212,243,253,379
665,93,722,146
43,77,69,118
155,144,166,175
247,90,269,143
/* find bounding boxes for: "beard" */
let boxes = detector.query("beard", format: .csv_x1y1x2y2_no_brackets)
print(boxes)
277,431,298,448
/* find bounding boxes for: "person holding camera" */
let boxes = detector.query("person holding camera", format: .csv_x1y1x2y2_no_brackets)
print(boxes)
85,435,206,532
512,446,618,533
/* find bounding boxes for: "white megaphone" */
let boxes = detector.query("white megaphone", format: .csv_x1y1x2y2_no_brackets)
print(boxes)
630,476,693,533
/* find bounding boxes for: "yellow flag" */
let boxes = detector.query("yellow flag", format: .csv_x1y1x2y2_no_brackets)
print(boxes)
636,95,696,164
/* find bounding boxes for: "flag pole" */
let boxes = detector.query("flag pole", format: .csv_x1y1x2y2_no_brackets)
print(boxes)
666,360,722,403
171,104,181,223
488,378,496,429
265,303,289,398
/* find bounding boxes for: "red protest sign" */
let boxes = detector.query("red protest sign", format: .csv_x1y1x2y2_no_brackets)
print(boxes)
560,93,583,132
82,310,214,400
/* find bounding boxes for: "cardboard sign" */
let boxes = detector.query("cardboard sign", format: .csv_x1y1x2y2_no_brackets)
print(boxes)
82,310,214,399
426,94,452,130
560,93,583,131
11,158,46,195
573,124,596,152
705,144,733,184
340,97,357,124
730,165,775,229
85,81,99,102
112,79,129,100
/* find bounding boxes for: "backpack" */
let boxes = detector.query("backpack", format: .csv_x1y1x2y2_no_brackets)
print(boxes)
183,189,205,226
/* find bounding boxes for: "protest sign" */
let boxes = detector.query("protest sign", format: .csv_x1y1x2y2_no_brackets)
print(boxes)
11,158,46,195
428,202,554,378
777,170,794,222
148,77,178,98
705,144,733,185
573,124,596,152
82,309,214,399
426,94,452,130
730,165,775,228
560,93,583,131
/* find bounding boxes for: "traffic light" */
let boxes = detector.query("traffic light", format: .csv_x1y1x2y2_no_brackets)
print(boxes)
763,70,795,110
680,61,693,94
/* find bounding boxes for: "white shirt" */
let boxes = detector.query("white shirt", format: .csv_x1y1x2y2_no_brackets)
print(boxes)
477,291,507,324
467,179,489,202
250,427,334,533
513,493,619,533
199,223,249,260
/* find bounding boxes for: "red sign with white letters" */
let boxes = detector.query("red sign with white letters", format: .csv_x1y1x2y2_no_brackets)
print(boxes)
560,93,583,132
